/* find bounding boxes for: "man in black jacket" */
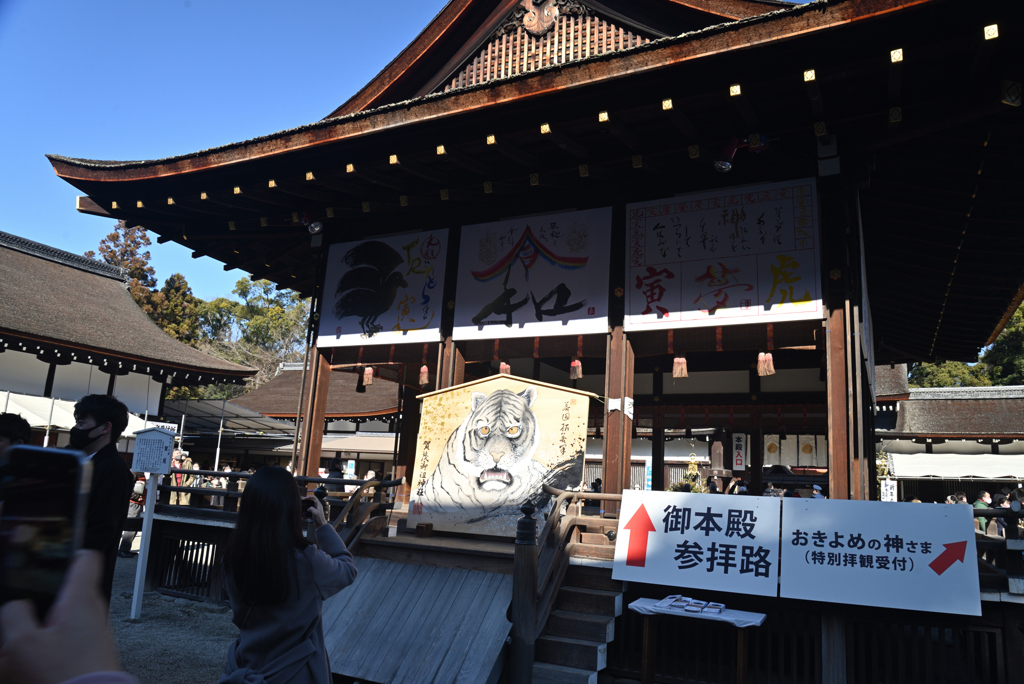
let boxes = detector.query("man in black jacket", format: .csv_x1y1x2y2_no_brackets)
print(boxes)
71,395,134,605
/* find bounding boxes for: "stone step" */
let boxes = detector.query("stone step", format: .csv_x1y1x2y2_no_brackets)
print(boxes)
536,634,608,671
557,586,622,617
532,662,598,684
564,565,623,592
546,609,616,642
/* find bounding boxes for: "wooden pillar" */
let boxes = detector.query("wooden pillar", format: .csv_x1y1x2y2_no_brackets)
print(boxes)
821,613,847,684
394,380,421,510
651,405,665,492
826,307,850,500
749,423,764,496
301,348,332,481
603,327,625,515
437,336,465,389
621,338,635,493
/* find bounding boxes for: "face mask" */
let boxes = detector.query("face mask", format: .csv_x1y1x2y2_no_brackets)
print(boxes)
69,425,99,450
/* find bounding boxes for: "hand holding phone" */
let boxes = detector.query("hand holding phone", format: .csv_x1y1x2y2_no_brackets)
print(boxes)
0,550,123,684
301,496,326,526
0,446,90,619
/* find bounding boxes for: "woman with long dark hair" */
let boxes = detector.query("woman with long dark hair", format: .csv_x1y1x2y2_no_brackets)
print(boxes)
220,466,357,683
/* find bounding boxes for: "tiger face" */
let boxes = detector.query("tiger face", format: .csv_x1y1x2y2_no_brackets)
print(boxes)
463,387,539,492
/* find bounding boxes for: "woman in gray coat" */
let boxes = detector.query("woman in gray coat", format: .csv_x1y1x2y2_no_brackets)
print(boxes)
220,466,358,683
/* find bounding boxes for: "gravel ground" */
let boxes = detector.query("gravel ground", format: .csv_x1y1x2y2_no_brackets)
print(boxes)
109,553,237,684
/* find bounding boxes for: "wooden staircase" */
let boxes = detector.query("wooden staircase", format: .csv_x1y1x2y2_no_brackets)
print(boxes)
532,528,622,684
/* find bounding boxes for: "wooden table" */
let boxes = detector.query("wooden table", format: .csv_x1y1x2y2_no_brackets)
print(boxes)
629,598,766,684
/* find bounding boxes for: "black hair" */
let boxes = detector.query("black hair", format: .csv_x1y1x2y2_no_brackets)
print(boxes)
73,394,129,443
0,413,32,445
994,495,1008,507
222,466,311,606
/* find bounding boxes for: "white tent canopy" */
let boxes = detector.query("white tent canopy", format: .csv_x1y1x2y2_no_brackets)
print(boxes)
891,452,1024,480
2,390,149,434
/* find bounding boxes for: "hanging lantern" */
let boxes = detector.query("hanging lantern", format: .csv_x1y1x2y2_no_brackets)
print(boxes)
499,362,511,375
363,366,374,385
570,358,583,380
419,365,430,386
672,356,688,378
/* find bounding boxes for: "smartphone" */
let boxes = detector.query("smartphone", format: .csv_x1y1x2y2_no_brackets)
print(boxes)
0,445,91,618
301,498,317,519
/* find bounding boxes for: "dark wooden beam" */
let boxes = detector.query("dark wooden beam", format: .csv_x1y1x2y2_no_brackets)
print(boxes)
75,196,111,218
597,112,642,151
344,163,404,190
436,145,490,176
539,123,588,159
485,134,539,168
389,154,449,184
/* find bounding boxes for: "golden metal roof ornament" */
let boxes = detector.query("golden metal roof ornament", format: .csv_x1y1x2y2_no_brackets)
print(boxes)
522,0,558,37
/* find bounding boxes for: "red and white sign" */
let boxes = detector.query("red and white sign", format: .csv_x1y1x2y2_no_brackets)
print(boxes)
612,490,782,597
732,433,747,471
779,499,981,615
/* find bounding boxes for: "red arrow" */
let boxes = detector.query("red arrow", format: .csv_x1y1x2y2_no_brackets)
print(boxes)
929,541,968,576
624,504,657,567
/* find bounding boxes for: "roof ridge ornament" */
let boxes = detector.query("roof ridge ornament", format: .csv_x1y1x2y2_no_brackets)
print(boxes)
522,0,559,37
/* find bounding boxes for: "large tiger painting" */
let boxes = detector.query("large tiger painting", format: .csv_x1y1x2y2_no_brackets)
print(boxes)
415,384,584,535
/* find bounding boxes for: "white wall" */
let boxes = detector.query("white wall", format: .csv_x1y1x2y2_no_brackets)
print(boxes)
51,361,102,401
0,348,49,395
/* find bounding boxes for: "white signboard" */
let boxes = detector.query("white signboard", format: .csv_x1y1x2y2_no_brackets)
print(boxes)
732,433,747,471
625,179,823,331
317,230,448,347
453,208,612,340
613,490,781,597
880,479,897,502
780,499,981,615
130,428,175,475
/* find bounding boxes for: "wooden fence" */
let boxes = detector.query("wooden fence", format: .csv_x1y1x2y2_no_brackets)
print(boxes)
144,470,403,603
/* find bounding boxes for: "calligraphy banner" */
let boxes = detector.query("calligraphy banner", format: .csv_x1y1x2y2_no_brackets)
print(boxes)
453,208,612,340
407,375,590,537
625,179,822,331
316,230,447,348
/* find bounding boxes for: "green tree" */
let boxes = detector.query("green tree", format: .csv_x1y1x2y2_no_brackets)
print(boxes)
908,361,991,388
151,273,201,344
195,278,310,395
982,304,1024,386
85,220,158,310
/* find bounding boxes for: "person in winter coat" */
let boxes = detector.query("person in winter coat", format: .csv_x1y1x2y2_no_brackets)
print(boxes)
219,466,357,684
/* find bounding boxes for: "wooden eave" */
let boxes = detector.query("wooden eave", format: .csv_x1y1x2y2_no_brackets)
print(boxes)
48,0,1023,365
48,0,929,184
327,0,796,118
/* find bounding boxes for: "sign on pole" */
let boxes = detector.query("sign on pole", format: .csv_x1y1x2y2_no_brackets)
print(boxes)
732,433,747,471
612,490,782,597
129,428,175,620
779,499,981,615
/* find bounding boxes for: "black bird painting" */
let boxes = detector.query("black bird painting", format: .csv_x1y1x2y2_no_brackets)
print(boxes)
334,241,408,335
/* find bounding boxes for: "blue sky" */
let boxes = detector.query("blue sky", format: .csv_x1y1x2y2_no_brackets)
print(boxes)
0,0,448,301
1,1,811,302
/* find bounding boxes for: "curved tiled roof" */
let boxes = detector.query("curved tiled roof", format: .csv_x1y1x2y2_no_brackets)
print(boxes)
231,367,400,418
0,232,254,378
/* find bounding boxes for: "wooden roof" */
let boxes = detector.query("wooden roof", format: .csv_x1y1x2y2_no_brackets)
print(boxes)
327,0,794,118
890,387,1024,438
0,231,254,382
229,366,400,418
47,0,1024,364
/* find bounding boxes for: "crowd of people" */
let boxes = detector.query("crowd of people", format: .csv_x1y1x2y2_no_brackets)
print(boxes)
0,395,360,684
